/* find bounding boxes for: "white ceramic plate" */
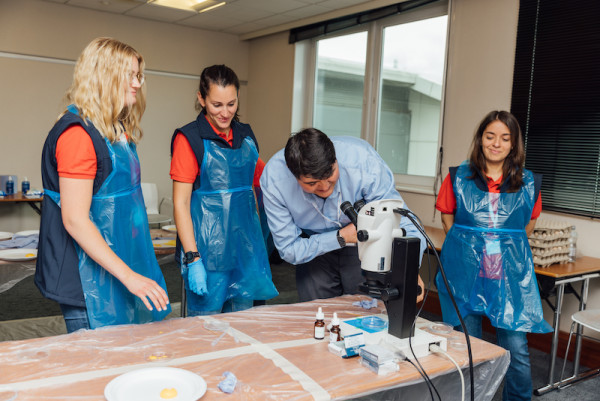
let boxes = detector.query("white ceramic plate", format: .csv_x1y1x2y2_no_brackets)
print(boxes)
104,367,206,401
0,231,14,241
0,248,37,261
14,230,39,237
161,225,177,233
152,239,176,249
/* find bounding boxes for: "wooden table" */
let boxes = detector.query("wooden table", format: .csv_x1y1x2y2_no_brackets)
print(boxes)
0,230,177,295
0,191,43,215
423,226,600,395
533,257,600,395
424,225,445,252
150,228,176,257
0,295,509,400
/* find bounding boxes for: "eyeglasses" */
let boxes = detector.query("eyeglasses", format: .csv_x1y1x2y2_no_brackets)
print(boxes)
129,71,145,85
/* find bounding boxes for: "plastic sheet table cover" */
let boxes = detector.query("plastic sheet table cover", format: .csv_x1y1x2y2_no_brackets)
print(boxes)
0,261,35,294
0,295,509,401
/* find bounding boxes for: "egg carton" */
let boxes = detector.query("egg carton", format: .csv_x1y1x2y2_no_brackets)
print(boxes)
533,253,570,267
533,219,572,231
531,246,569,257
529,238,570,249
529,229,570,241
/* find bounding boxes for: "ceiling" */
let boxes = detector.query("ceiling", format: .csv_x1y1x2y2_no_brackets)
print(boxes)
40,0,391,39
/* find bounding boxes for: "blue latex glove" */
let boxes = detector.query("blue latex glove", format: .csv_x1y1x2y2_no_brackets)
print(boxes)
188,258,208,296
353,298,378,310
218,371,237,394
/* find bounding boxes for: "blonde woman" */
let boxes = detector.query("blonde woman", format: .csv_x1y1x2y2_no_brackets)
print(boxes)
35,37,170,332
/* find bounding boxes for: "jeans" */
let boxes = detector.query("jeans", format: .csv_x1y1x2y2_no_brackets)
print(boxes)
187,296,254,317
455,314,532,401
59,304,90,333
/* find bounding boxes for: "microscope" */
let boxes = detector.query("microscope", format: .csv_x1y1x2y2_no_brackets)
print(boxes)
341,199,421,340
339,199,447,359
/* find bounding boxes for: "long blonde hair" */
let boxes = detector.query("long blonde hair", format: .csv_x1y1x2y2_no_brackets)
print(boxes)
63,37,146,143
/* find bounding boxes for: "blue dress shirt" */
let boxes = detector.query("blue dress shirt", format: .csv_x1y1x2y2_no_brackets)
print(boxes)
260,136,426,265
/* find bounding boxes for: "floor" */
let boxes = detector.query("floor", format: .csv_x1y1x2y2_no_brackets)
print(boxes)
1,260,598,400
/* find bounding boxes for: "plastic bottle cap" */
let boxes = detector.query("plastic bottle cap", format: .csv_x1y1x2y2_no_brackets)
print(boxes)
331,312,339,325
7,177,13,181
316,307,324,320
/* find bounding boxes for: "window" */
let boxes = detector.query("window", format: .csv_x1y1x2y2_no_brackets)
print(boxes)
293,1,448,193
377,16,447,176
511,0,600,218
313,32,368,138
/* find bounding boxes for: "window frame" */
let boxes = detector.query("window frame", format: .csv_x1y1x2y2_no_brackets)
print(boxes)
293,1,449,195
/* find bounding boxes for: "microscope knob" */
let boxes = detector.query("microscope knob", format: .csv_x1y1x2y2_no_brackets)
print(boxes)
380,287,399,301
357,230,369,242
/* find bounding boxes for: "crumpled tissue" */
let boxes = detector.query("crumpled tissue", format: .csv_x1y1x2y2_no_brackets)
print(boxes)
218,371,237,394
0,234,38,250
353,298,378,310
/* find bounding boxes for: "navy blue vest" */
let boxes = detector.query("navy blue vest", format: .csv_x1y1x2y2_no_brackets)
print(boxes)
170,114,258,262
35,113,113,306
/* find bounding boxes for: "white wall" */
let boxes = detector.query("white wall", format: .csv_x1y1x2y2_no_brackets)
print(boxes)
246,31,295,160
246,0,600,333
0,0,249,232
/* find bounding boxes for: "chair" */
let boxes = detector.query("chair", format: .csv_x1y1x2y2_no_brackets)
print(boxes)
141,182,172,227
558,309,600,389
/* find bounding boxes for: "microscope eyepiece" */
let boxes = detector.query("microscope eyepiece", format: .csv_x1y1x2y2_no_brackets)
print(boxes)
353,199,366,212
340,201,358,226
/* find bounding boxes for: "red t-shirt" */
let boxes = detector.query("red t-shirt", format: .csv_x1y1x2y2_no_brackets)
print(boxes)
436,173,542,219
170,119,265,187
56,125,97,178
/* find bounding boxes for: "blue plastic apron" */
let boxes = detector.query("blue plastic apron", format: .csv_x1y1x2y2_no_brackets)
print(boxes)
45,108,171,328
436,161,551,333
183,137,278,311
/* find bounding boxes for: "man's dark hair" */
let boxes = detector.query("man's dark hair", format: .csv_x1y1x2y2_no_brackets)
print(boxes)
284,128,336,179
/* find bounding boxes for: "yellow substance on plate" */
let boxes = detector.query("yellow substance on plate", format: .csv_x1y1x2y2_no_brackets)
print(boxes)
160,388,178,399
147,354,168,361
25,253,35,257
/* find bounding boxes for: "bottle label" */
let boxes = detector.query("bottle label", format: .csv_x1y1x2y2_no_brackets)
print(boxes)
315,326,325,339
329,330,339,342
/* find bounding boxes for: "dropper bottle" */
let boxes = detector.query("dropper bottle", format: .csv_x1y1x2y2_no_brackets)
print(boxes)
329,312,341,342
314,307,325,340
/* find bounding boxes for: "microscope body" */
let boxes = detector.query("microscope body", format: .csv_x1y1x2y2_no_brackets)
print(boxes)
351,199,421,340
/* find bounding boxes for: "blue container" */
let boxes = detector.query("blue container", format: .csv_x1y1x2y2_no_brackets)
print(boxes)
5,177,14,195
21,178,30,194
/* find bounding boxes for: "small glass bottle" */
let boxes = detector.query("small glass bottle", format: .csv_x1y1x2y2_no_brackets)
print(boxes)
314,307,325,340
21,177,30,195
568,226,577,262
329,312,341,342
5,176,14,195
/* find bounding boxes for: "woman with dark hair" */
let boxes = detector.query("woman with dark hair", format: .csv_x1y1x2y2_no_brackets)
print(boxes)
436,110,551,400
170,64,277,316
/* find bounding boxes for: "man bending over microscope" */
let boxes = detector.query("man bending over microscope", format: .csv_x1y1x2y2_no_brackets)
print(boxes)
260,128,426,302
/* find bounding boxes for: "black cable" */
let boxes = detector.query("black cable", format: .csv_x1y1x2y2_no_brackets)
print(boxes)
404,356,438,400
395,208,475,401
406,234,442,401
408,321,442,401
396,350,437,401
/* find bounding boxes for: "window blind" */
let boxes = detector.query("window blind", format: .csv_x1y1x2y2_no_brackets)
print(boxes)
511,0,600,218
288,0,440,44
